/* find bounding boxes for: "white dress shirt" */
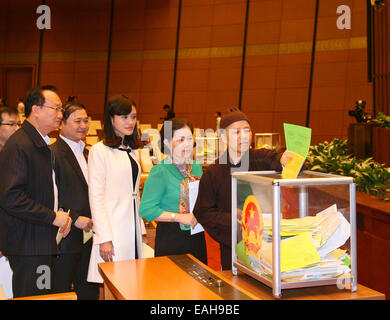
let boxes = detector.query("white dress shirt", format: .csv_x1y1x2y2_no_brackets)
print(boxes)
60,135,88,183
37,131,58,212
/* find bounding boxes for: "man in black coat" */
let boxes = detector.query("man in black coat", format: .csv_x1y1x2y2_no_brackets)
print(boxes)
194,108,291,270
0,86,72,298
0,105,20,258
51,102,99,300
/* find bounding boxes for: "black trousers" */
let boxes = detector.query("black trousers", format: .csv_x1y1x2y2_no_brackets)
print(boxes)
53,240,99,300
220,244,232,271
155,222,207,265
8,254,56,298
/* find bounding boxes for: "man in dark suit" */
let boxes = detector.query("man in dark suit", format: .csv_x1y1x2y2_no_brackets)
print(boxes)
0,105,20,259
51,102,99,300
0,86,72,298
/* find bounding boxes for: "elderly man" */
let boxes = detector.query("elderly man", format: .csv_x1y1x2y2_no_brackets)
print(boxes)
194,108,290,270
0,85,72,298
51,101,99,300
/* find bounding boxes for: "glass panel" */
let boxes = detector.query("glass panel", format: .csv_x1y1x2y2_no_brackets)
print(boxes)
234,172,353,290
255,133,281,151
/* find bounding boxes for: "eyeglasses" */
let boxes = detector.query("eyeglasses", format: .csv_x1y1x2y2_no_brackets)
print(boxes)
42,104,65,113
0,122,22,127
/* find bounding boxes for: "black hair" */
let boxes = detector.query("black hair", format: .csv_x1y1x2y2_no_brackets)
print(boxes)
0,105,18,123
25,85,58,118
103,95,139,149
159,118,194,155
163,104,171,110
62,102,87,122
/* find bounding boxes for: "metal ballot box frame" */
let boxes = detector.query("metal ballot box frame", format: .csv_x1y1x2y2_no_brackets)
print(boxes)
231,171,357,298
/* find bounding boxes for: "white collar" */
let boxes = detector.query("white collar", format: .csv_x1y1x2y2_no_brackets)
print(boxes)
60,135,85,153
37,130,51,145
229,152,242,165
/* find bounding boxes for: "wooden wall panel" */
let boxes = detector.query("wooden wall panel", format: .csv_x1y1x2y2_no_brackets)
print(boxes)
0,0,374,146
174,1,246,131
310,86,346,111
249,0,282,23
242,89,275,112
245,112,274,133
282,0,317,20
110,1,178,125
279,19,316,42
309,0,370,143
247,22,281,45
38,0,110,118
274,88,308,112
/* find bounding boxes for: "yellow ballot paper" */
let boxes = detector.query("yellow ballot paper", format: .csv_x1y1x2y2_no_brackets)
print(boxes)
281,151,305,179
280,232,321,272
83,230,93,244
56,209,70,245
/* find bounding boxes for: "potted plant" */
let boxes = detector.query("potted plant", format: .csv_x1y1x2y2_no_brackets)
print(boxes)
306,139,390,201
371,112,390,167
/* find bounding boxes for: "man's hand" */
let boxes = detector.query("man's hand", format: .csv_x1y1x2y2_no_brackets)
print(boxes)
237,208,243,220
52,210,72,238
74,216,93,232
142,234,148,244
100,241,115,262
280,150,293,167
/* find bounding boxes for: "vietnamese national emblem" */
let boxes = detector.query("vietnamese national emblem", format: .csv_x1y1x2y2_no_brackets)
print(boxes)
242,195,263,259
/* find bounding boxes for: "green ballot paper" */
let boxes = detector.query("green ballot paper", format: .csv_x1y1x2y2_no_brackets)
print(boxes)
282,123,311,179
283,123,312,158
235,240,251,267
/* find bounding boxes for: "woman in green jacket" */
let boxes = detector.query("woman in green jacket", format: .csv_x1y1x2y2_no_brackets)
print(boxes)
139,118,207,264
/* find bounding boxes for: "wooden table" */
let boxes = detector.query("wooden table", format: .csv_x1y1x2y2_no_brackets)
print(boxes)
98,254,385,300
98,255,258,300
220,270,385,300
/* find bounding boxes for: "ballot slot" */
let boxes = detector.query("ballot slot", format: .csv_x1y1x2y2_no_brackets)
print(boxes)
167,255,253,300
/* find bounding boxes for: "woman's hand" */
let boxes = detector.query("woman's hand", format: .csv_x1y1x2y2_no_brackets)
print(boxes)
74,216,93,232
177,213,198,229
100,241,115,262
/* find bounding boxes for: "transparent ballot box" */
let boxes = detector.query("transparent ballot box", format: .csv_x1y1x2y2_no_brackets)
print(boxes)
231,171,357,298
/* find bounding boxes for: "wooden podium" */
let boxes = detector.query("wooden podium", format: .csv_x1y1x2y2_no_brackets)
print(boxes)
98,254,385,300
